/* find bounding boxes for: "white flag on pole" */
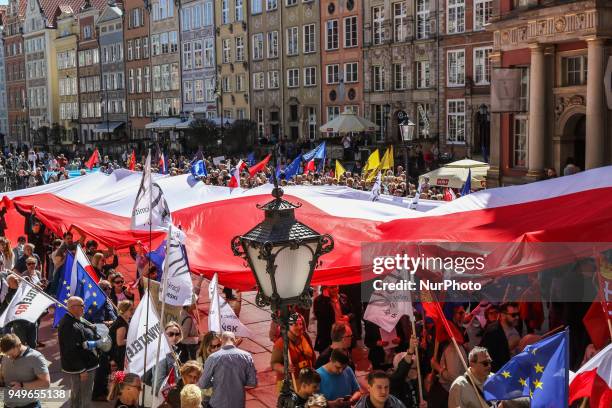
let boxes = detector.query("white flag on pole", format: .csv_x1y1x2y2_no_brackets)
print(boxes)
371,172,382,201
0,282,54,327
161,225,193,306
125,291,172,377
410,178,429,209
131,151,171,230
363,269,414,332
208,273,253,338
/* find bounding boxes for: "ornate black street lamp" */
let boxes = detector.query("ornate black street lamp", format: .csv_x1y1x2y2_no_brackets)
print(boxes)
231,149,334,407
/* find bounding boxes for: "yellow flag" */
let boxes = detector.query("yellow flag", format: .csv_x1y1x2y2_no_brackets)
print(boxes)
363,149,380,174
335,160,346,181
380,146,394,170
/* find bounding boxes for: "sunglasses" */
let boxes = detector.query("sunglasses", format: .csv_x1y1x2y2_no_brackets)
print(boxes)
209,343,221,349
114,280,124,284
26,262,36,266
166,331,180,337
477,360,492,367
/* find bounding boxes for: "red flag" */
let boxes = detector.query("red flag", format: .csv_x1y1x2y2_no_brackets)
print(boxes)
422,301,465,344
443,188,456,201
248,154,271,178
228,160,246,188
85,149,99,170
303,159,315,175
128,150,136,171
161,366,176,399
583,302,611,349
569,343,612,408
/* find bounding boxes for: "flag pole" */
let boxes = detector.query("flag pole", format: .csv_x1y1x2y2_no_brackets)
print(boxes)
409,317,424,404
13,273,69,311
15,274,96,326
142,149,153,406
152,224,172,398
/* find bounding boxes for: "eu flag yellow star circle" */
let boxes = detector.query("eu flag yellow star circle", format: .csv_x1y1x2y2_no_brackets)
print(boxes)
518,378,527,387
533,379,543,389
501,371,511,379
534,363,545,373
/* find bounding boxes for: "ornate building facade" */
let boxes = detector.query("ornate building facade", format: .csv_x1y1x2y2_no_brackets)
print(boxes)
487,0,612,186
97,3,128,154
179,0,217,117
55,9,79,149
3,0,27,150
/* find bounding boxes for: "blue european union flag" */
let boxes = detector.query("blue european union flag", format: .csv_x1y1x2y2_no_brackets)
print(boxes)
302,142,326,161
247,152,256,166
283,154,303,180
460,169,472,196
483,329,569,408
145,240,166,280
53,251,108,327
190,159,208,178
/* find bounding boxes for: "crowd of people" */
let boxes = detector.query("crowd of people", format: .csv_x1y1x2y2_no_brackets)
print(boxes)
0,145,469,202
0,215,605,408
0,145,601,408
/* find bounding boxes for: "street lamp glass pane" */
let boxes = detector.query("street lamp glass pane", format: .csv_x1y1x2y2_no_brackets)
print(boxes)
273,243,317,299
246,245,274,297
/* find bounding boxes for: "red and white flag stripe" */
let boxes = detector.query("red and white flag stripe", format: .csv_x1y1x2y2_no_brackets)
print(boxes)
569,342,612,408
2,167,612,289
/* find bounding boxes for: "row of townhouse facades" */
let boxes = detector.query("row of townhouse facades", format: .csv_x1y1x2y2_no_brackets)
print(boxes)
1,0,611,184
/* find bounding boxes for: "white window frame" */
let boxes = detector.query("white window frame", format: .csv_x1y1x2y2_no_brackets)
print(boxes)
268,31,279,58
344,16,357,48
446,99,465,144
447,0,465,34
287,68,299,88
513,115,528,168
222,38,231,63
235,0,244,21
252,33,264,60
474,0,492,31
416,0,430,40
416,60,430,89
372,6,385,45
447,49,465,87
325,20,338,51
222,0,230,24
303,24,316,54
373,65,384,91
253,72,265,90
394,63,407,90
287,27,299,56
267,70,279,89
473,46,492,85
393,2,407,42
326,64,339,84
344,62,358,83
304,66,316,87
235,37,245,61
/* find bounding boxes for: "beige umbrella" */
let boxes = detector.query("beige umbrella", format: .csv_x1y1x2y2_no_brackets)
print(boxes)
419,159,490,189
319,112,379,134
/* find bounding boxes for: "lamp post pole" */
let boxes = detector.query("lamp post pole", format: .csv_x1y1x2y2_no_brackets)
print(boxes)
232,145,334,408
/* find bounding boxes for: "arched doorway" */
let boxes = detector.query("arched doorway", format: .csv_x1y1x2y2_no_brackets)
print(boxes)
561,113,586,171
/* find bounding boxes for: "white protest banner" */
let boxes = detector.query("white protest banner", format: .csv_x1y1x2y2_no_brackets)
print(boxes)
131,151,171,230
208,273,252,338
364,269,414,332
0,282,54,326
125,291,172,376
161,225,193,306
212,156,225,166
